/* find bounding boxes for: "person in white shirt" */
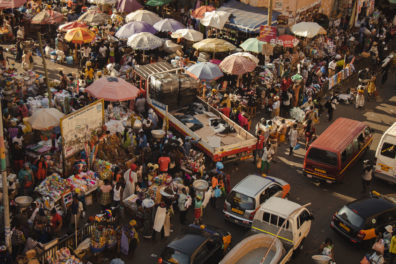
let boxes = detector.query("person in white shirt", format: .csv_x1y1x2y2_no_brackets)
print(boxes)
328,59,337,77
80,45,91,67
288,123,298,156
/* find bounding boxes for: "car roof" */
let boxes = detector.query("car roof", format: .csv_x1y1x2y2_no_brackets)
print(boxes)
258,197,302,218
232,175,280,197
347,198,396,219
168,234,207,256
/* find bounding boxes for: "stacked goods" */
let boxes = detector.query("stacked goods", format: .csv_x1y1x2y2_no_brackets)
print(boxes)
150,73,179,110
93,159,113,180
67,171,98,194
178,73,199,107
90,226,106,254
46,247,83,264
35,173,70,202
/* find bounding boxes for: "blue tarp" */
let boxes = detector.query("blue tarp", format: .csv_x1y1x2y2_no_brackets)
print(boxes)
218,0,280,34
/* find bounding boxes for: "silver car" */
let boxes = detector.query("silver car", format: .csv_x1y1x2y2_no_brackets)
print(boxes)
223,175,290,227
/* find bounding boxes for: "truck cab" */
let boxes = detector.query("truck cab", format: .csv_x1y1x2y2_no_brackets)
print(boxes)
251,197,313,263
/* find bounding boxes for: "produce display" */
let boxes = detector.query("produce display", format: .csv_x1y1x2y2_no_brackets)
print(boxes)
93,159,114,180
35,173,70,202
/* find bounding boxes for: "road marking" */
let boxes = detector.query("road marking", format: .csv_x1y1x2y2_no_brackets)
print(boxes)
332,192,356,203
376,104,395,115
277,156,303,169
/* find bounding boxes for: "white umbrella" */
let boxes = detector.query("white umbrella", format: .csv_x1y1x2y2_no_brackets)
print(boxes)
232,52,259,65
291,22,327,38
28,108,65,130
162,39,182,53
171,28,203,42
125,10,161,25
200,10,230,30
153,18,185,32
88,0,117,5
127,32,163,50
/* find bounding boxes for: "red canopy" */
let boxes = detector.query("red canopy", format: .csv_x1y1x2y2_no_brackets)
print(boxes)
58,21,88,32
0,0,26,9
86,77,140,101
192,5,215,19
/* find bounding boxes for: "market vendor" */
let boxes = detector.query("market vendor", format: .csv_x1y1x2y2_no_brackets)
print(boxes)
18,163,34,195
35,156,48,182
50,208,62,235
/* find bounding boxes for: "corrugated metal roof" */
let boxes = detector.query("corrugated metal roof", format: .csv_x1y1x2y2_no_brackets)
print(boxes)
310,118,367,153
134,62,176,79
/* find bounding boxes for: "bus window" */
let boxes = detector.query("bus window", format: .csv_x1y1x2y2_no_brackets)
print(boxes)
381,143,396,159
307,148,338,166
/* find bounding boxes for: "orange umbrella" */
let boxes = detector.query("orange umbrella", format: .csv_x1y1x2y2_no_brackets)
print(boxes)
86,77,140,101
58,21,88,32
64,27,96,44
192,5,215,19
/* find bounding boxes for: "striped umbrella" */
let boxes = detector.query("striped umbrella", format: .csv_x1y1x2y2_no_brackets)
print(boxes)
64,27,96,44
219,55,256,75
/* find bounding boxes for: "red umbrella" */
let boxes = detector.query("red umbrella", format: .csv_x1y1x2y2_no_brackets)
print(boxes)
276,34,299,48
31,10,65,24
0,0,26,9
86,76,140,101
58,21,88,32
192,5,215,19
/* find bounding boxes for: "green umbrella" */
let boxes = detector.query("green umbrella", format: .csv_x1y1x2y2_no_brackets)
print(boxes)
240,38,266,54
145,0,172,6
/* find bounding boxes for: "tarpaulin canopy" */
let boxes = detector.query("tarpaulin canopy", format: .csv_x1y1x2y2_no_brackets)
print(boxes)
218,0,280,33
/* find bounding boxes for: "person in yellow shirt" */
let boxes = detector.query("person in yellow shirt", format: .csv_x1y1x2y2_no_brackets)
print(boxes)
390,232,396,263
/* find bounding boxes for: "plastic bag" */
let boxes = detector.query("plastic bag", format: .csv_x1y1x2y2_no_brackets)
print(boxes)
372,239,384,255
214,187,222,198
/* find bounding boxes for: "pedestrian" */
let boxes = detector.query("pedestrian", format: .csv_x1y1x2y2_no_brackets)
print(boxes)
123,163,138,198
261,144,271,176
113,178,124,208
18,163,34,195
193,195,203,225
277,119,287,144
70,195,83,229
288,123,298,156
320,238,335,261
304,119,316,150
153,202,168,240
50,208,62,235
99,179,113,210
362,160,373,193
356,85,365,109
11,223,26,260
272,96,280,117
177,187,188,225
325,99,334,122
254,130,265,164
36,156,48,182
389,231,396,264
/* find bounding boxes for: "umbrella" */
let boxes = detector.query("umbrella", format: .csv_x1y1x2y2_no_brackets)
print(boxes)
0,0,26,9
219,55,256,75
86,76,140,101
276,34,299,48
193,38,236,53
191,5,215,19
125,10,161,25
115,21,156,39
186,62,223,81
145,0,171,6
116,0,142,13
58,21,88,32
171,28,203,42
77,11,110,25
240,37,265,54
88,0,116,4
154,18,185,32
232,52,259,65
28,108,65,130
64,27,96,44
31,10,65,24
200,10,230,30
162,40,182,53
291,22,326,38
127,32,163,50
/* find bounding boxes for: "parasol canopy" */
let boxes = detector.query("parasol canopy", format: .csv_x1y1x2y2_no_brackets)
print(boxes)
186,62,224,81
58,21,88,32
219,54,256,75
145,0,171,6
193,38,236,53
125,9,161,25
86,76,140,101
171,28,203,42
116,0,142,13
200,10,230,30
64,27,96,44
162,40,182,53
291,22,326,38
153,18,185,32
88,0,116,4
28,108,65,130
77,10,110,25
232,52,259,65
127,32,163,50
31,10,65,24
191,5,215,19
115,21,156,39
0,0,26,9
276,34,299,47
240,37,265,53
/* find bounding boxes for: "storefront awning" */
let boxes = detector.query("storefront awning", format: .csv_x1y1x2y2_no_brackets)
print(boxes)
218,0,280,34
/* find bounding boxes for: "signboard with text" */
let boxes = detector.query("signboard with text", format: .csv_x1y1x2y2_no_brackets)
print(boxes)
259,25,277,43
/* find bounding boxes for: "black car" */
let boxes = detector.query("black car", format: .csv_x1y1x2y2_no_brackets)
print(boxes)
331,196,396,243
159,224,231,264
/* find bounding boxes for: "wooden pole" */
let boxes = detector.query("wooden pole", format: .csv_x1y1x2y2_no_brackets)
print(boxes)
268,0,273,26
37,32,52,107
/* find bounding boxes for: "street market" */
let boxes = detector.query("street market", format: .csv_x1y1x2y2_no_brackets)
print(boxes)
0,0,395,263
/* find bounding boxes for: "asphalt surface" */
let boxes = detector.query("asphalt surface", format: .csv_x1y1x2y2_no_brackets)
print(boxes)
3,46,396,263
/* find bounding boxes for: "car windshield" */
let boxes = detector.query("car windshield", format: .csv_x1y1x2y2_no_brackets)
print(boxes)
307,147,338,167
161,247,189,264
338,206,365,228
226,191,255,211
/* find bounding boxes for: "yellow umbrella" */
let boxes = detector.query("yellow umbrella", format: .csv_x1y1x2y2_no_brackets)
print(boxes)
192,38,236,53
64,27,96,44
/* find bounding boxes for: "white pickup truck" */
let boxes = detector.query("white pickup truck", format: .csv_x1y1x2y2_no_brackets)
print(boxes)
221,197,313,264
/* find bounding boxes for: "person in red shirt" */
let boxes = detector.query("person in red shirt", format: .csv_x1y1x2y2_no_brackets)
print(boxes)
158,156,171,172
254,130,265,164
50,208,62,235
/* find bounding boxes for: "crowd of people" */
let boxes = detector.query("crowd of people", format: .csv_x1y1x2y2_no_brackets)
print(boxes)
0,0,394,263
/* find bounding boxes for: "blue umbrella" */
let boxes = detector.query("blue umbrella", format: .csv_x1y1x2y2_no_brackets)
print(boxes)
115,21,157,40
153,18,185,32
186,62,224,81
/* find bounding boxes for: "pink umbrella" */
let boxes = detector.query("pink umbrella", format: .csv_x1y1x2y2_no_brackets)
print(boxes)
31,10,65,24
86,77,140,101
0,0,26,9
116,0,142,13
276,34,299,48
210,59,222,65
219,55,256,75
58,21,88,32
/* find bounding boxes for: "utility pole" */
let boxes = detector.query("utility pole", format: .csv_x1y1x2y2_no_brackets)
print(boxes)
37,32,52,107
268,0,273,26
0,103,11,253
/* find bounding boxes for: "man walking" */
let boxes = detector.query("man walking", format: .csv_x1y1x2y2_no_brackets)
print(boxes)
288,123,298,156
362,160,373,193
